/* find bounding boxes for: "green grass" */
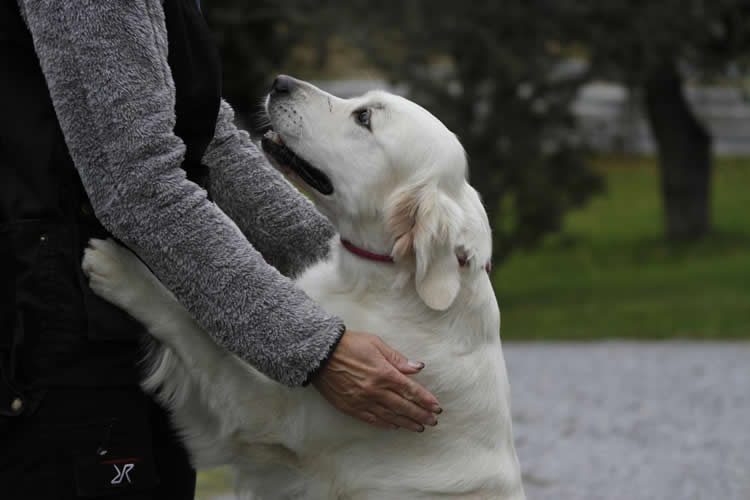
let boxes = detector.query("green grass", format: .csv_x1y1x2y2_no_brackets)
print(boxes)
195,467,234,500
494,155,750,340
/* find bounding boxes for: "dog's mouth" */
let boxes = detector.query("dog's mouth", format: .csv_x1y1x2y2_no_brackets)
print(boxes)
261,130,334,195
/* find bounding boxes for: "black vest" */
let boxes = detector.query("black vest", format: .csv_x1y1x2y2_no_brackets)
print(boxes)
0,0,221,418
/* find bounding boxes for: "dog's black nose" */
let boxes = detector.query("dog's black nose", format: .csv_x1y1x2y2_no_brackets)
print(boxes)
271,75,294,94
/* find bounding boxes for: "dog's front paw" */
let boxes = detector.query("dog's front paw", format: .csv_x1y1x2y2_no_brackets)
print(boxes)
82,238,148,311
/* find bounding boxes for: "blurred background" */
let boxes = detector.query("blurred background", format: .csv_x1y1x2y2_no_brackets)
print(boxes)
196,1,750,499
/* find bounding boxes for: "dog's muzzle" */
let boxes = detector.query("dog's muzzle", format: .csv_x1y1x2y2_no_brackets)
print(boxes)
261,130,334,195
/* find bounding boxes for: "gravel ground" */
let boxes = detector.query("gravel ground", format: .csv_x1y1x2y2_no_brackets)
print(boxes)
505,342,750,500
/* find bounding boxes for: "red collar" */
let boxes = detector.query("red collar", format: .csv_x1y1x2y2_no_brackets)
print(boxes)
340,238,491,273
340,238,394,263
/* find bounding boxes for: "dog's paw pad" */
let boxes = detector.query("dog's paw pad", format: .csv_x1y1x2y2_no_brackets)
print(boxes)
82,241,116,277
81,238,138,301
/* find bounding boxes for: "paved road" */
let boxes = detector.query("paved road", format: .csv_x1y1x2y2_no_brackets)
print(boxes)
505,342,750,500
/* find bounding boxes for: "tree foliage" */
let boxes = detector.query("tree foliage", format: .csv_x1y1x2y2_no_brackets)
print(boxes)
206,0,602,261
329,1,603,260
570,0,750,83
204,0,749,256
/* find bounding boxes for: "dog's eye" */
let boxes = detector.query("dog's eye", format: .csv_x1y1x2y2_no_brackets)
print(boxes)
354,108,372,130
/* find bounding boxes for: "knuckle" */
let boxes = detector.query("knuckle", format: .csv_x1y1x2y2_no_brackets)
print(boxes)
380,406,397,420
364,385,379,400
369,405,384,418
374,367,391,385
413,386,430,402
401,387,415,401
395,380,412,397
396,399,414,416
349,387,365,401
381,397,401,415
362,413,377,424
404,403,427,421
388,350,402,365
360,381,377,397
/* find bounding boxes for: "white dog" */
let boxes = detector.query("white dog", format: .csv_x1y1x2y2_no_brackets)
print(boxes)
82,77,525,499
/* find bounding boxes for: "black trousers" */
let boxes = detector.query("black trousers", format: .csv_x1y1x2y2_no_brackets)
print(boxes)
0,386,195,499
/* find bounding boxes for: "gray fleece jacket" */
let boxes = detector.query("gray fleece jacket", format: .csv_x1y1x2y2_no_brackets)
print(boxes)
17,0,344,386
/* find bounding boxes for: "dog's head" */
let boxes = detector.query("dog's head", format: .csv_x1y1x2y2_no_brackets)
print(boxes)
263,76,491,310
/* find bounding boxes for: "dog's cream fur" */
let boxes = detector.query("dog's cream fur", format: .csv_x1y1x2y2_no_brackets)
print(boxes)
82,79,524,499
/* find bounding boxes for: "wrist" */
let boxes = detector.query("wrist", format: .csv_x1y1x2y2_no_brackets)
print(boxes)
302,323,347,387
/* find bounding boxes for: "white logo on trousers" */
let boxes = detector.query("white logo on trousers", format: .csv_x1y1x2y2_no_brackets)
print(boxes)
111,463,135,485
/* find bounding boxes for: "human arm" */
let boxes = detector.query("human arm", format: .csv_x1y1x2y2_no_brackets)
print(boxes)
205,100,336,278
17,0,440,427
17,0,342,386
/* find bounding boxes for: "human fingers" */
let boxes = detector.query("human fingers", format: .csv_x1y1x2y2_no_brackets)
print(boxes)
382,366,442,415
312,370,397,430
370,403,427,433
377,383,439,428
374,337,426,375
355,410,399,430
372,339,441,413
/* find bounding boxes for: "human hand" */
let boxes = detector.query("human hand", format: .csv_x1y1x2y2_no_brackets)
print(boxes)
311,330,441,432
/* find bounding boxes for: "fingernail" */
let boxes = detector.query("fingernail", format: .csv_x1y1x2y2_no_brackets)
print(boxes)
415,425,425,433
429,417,438,426
432,405,442,414
408,360,425,370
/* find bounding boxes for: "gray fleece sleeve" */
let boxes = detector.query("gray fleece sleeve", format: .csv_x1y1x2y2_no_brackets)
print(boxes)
18,0,344,386
205,101,336,278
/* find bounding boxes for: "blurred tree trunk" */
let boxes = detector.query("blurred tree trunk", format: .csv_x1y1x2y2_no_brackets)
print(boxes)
644,60,712,241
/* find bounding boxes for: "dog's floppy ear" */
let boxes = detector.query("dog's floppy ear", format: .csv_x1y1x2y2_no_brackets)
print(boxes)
389,183,463,311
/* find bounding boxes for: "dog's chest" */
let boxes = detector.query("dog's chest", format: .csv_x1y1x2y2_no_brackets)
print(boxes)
296,264,436,349
295,259,513,425
291,261,521,497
